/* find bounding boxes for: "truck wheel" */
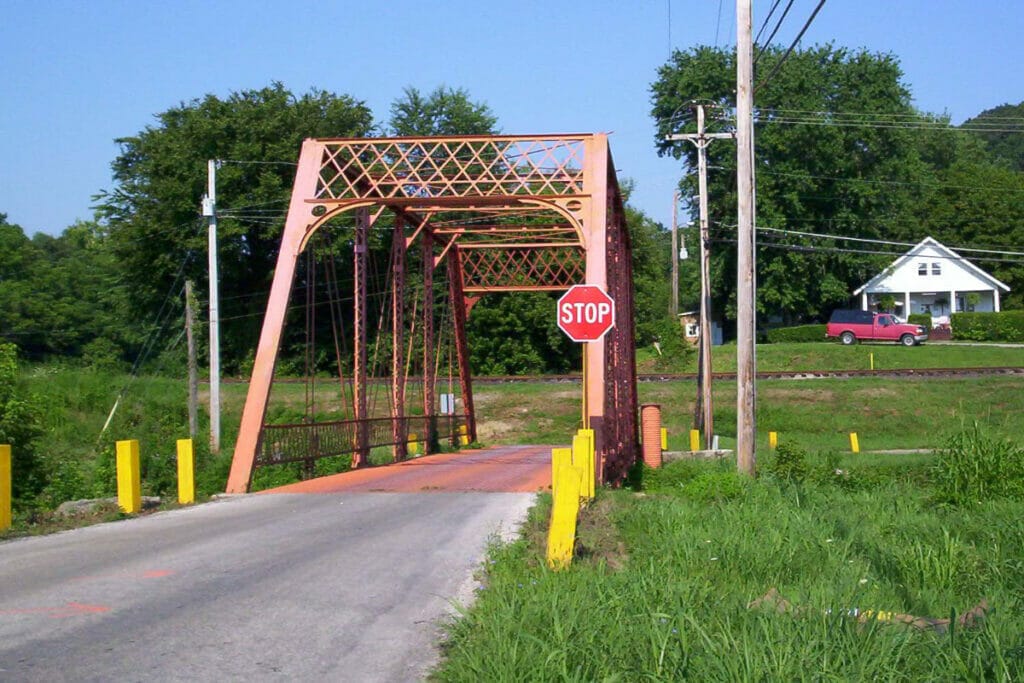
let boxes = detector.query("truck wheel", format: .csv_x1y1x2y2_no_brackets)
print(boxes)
900,334,916,347
840,332,856,345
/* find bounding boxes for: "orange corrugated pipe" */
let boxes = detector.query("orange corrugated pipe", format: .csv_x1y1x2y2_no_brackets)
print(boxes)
640,404,662,468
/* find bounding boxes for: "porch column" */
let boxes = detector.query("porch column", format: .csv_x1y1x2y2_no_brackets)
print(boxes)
904,291,911,316
995,290,1001,312
949,289,956,316
861,292,868,310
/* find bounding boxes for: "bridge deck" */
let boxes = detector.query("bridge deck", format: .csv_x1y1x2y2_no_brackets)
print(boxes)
263,444,555,494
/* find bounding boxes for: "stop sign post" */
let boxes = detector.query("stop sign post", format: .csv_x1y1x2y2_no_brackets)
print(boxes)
557,285,616,342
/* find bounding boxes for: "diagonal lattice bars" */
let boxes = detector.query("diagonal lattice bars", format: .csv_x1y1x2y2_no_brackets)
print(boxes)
460,246,585,292
316,136,587,201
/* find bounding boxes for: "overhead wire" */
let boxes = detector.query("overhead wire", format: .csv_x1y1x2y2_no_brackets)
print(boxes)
754,0,794,64
754,0,828,95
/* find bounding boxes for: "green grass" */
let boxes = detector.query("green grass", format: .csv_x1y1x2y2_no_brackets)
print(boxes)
473,375,1024,455
638,340,1024,374
433,452,1024,680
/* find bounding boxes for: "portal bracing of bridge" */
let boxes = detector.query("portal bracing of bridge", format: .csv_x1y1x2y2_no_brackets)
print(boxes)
226,134,638,493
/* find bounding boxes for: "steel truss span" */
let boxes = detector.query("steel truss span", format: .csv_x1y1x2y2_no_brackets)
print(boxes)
226,134,638,493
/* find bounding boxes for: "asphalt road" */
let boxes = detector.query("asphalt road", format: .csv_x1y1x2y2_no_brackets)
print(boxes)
0,445,551,682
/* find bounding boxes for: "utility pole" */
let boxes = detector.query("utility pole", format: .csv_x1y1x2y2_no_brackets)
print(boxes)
670,192,679,319
735,0,757,476
202,160,221,453
185,280,198,439
667,104,733,450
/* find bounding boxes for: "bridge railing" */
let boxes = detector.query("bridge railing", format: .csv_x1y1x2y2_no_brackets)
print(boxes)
255,414,469,468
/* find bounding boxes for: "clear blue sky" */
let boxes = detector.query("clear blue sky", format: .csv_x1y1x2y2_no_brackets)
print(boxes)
2,1,1021,237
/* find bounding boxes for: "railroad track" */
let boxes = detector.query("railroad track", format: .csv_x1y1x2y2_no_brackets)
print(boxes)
226,367,1024,385
475,366,1024,383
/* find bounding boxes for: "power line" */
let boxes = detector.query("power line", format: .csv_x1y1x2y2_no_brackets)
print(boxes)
754,0,794,64
757,168,1024,194
754,0,828,95
713,222,1024,264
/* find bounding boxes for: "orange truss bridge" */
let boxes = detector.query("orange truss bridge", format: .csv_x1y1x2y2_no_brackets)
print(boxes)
226,134,638,493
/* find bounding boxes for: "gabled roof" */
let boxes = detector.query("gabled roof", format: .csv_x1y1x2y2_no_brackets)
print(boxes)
853,236,1011,295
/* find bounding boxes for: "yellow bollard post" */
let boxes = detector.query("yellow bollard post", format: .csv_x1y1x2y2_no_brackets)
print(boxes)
572,432,595,500
583,429,595,498
0,444,11,531
408,433,420,456
870,352,874,371
661,427,668,451
546,463,583,570
116,439,142,513
769,431,778,449
850,432,860,453
176,439,195,505
458,424,469,446
551,447,572,499
689,429,700,452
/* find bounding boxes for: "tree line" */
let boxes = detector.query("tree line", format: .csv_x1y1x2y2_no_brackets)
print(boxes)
2,45,1022,378
653,45,1024,325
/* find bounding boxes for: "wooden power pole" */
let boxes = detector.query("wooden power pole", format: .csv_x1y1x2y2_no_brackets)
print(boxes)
670,192,679,319
185,280,199,439
735,0,757,476
667,104,733,450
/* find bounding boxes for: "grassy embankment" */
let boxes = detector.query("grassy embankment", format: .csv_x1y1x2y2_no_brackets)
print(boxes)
433,451,1024,680
6,343,1021,525
434,343,1024,679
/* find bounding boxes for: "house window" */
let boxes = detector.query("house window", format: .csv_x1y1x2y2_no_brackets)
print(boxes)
932,262,941,275
918,262,928,276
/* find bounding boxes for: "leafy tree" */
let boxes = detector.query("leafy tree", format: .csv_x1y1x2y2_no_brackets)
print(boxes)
0,343,43,503
0,216,131,362
963,102,1024,172
652,45,929,324
389,86,498,136
96,83,375,372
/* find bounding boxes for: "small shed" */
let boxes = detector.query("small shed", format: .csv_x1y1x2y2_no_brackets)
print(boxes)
678,311,723,346
853,237,1010,326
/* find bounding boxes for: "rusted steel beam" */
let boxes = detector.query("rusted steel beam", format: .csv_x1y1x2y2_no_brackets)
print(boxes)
603,168,640,484
422,230,437,454
447,247,477,444
352,206,370,468
391,214,408,462
226,140,321,494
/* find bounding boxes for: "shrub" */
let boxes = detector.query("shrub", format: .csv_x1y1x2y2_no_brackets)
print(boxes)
907,313,932,329
633,458,704,492
681,470,747,502
0,344,44,504
931,424,1024,505
766,324,827,343
762,442,809,483
951,311,1024,342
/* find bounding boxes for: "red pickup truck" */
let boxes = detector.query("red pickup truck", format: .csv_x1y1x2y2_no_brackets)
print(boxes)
826,310,929,346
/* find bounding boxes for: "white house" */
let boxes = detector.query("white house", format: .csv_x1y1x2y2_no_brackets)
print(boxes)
853,237,1010,325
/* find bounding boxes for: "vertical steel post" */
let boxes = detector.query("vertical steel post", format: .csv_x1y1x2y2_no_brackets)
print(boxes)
391,214,407,461
447,247,476,443
352,206,370,468
583,135,609,481
422,230,437,454
226,140,322,493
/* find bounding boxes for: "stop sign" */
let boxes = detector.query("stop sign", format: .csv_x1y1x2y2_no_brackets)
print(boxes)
557,285,616,342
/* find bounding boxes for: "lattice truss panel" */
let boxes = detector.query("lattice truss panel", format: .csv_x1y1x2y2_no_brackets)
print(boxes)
316,136,587,200
460,246,585,292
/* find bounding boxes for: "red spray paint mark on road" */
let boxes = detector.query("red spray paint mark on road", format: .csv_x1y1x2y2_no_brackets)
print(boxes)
70,569,176,583
0,602,111,619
